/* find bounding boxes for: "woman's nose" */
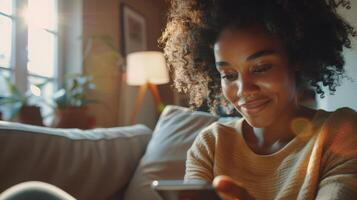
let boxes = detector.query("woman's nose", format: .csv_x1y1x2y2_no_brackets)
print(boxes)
236,76,259,97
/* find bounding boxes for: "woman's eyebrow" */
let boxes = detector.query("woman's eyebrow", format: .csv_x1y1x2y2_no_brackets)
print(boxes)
215,49,275,68
246,49,275,61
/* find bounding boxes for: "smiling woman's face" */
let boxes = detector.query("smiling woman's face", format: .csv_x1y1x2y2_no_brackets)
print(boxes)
214,25,299,128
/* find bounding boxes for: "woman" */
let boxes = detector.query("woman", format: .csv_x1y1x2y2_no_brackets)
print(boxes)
160,0,357,199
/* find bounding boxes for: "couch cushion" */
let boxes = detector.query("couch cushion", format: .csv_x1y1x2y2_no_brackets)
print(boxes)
0,121,152,200
123,105,218,200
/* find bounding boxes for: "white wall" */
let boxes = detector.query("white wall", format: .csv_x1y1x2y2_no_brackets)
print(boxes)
317,1,357,111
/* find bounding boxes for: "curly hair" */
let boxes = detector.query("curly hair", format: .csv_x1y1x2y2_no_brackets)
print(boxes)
159,0,356,114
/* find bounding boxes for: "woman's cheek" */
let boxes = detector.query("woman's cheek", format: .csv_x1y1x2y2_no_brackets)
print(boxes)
222,82,238,103
257,80,274,91
256,74,284,93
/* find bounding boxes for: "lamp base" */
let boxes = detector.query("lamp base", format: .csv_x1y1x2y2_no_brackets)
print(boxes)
130,82,163,124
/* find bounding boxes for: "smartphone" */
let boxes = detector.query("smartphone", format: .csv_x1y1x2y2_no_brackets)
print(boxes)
151,180,222,200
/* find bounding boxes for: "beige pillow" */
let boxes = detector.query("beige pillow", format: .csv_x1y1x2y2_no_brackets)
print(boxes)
123,105,218,200
0,121,152,200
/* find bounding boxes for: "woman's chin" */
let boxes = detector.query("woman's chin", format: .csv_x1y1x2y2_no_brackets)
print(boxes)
244,116,272,128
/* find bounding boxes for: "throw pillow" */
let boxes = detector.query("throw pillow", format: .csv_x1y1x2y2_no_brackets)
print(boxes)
123,105,218,200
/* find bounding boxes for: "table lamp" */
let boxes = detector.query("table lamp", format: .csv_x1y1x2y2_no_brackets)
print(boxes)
126,51,169,124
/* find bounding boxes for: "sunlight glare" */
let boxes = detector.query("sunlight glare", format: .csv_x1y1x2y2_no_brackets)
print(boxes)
30,84,41,96
0,0,13,15
291,117,313,139
24,0,57,30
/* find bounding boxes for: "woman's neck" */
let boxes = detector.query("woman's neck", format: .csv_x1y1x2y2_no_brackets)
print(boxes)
242,105,316,155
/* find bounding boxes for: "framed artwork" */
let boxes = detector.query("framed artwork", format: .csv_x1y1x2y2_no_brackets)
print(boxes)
121,4,147,56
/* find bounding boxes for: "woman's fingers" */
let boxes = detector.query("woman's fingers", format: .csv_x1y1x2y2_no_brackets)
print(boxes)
213,175,255,200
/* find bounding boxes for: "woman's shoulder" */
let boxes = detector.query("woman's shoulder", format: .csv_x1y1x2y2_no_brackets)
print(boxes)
321,107,357,128
331,107,357,118
318,107,357,156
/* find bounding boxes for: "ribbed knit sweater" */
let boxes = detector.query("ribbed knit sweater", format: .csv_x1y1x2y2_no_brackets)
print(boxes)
185,108,357,200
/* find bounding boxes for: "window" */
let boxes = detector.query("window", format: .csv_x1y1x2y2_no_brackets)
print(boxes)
27,0,57,122
0,0,15,97
0,0,13,71
0,0,58,124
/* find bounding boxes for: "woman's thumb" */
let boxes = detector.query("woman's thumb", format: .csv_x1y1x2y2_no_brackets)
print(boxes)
213,175,255,200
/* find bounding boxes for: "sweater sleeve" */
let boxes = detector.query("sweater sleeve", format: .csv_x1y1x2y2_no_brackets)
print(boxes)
315,158,357,200
184,129,216,182
315,108,357,200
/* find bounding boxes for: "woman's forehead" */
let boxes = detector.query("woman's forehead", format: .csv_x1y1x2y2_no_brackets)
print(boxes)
214,26,286,57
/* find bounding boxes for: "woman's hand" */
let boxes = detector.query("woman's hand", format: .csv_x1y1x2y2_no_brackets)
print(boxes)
213,175,255,200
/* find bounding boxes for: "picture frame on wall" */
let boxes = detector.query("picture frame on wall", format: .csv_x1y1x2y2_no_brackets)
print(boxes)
121,4,147,56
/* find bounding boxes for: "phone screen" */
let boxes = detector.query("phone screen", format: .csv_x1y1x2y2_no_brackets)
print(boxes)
152,180,222,200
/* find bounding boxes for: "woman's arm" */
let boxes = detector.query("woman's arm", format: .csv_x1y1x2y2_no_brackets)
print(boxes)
315,158,357,200
185,130,254,200
316,109,357,200
185,130,215,181
316,140,357,200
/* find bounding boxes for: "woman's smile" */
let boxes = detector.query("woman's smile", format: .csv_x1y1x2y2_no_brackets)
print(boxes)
238,98,272,115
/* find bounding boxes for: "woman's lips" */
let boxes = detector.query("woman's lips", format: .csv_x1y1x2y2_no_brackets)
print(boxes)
239,98,271,115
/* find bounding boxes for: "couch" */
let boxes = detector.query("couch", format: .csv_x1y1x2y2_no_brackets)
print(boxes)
0,105,227,200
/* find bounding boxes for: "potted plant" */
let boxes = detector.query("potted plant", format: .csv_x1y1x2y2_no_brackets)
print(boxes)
52,74,97,129
0,76,44,126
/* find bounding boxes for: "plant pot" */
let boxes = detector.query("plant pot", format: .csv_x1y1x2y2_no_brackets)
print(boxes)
52,106,95,129
17,106,44,126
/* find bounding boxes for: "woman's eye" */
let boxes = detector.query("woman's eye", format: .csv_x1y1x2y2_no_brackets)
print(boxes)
221,73,238,81
252,64,272,73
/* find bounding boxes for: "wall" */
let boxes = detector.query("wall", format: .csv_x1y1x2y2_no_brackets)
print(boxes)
82,0,170,128
118,0,170,129
317,2,357,111
82,0,121,128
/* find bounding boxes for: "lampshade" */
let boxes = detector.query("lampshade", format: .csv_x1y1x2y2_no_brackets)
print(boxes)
126,51,169,86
